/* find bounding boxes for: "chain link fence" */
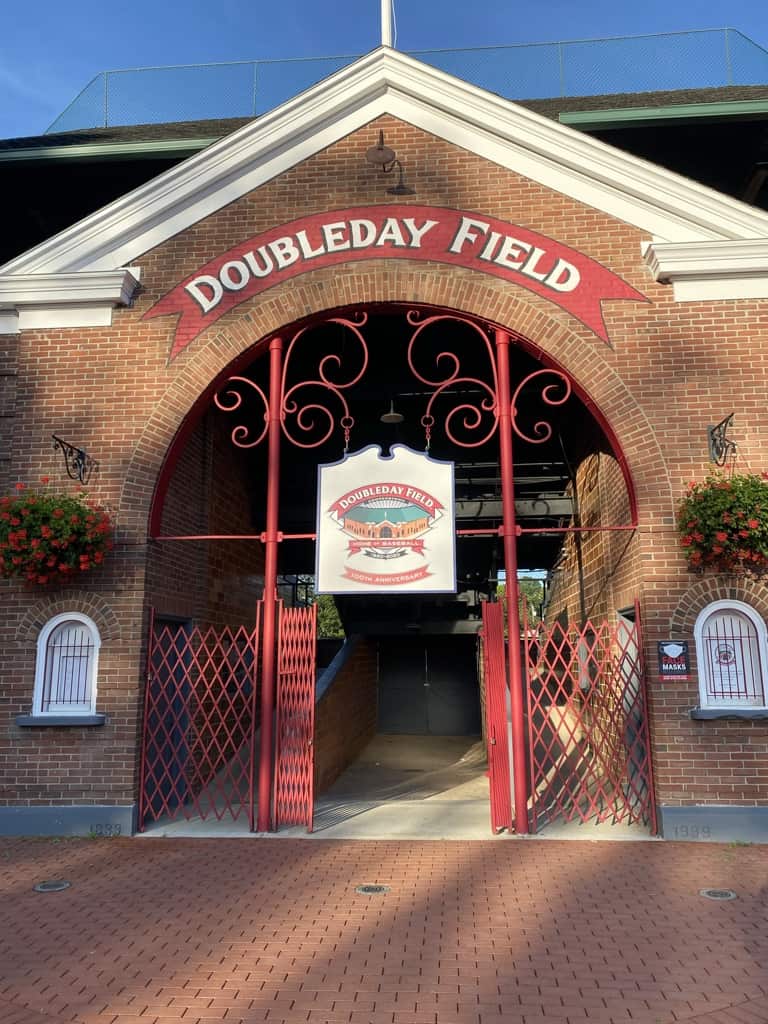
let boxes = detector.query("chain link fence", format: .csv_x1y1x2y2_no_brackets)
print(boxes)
47,28,768,134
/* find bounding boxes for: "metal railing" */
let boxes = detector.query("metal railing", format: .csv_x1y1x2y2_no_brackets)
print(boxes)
47,28,768,134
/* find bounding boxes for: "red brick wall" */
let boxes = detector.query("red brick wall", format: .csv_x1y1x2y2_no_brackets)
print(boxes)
147,410,264,627
0,333,17,496
1,113,767,813
313,639,378,794
545,452,638,624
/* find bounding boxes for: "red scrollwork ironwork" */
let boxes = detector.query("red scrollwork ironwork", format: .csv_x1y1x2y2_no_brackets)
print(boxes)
213,376,269,449
510,368,572,444
214,313,369,452
280,313,368,449
406,310,499,449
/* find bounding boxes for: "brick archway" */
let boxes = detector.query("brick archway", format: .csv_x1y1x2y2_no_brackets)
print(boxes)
670,575,768,634
136,277,667,836
120,262,671,539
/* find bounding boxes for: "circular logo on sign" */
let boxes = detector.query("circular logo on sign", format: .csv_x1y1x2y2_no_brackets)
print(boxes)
715,644,736,666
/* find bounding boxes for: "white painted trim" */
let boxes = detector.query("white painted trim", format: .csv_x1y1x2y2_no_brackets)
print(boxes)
645,239,768,281
671,278,768,301
17,305,116,331
0,269,139,307
644,239,768,300
33,612,101,717
0,310,19,334
0,269,139,334
693,599,768,711
2,49,768,281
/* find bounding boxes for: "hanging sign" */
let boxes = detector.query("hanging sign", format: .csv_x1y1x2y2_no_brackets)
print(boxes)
657,641,690,681
315,445,456,594
144,204,648,360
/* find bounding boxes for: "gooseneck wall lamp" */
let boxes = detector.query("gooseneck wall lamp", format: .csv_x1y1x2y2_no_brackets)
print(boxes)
365,130,416,196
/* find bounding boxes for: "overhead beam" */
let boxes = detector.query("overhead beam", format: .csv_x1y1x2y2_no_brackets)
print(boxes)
456,498,573,519
277,496,574,528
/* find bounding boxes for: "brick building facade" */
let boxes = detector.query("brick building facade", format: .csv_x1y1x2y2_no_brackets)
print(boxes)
0,48,766,840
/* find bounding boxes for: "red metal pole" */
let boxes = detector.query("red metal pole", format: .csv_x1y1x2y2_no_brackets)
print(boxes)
256,336,283,832
494,327,530,835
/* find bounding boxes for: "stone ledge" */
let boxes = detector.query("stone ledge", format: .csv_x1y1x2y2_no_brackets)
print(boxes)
15,713,107,727
0,803,135,836
690,706,768,721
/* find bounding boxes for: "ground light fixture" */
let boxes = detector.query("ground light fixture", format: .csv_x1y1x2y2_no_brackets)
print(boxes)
33,880,71,893
699,888,737,900
365,130,416,196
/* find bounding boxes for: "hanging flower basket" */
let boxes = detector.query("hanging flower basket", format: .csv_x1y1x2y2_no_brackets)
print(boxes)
0,479,113,584
678,472,768,574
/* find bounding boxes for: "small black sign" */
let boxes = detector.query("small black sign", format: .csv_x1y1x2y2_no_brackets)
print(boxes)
657,641,690,680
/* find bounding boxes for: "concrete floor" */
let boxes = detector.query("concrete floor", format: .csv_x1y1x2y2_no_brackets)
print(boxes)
292,733,498,840
141,733,652,841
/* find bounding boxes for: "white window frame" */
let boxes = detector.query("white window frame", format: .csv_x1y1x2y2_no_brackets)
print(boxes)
693,599,768,710
33,612,101,717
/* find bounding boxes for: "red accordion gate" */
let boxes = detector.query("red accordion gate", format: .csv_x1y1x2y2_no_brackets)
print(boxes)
524,606,657,832
139,607,262,830
139,601,317,832
274,603,317,831
480,600,513,832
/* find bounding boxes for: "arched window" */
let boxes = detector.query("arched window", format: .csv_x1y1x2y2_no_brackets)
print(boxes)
694,600,767,710
33,613,101,716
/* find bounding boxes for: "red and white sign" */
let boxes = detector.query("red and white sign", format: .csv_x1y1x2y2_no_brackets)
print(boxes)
145,205,647,360
315,445,456,594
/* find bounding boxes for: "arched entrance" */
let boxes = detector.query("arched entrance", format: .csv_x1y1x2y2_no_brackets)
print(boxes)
138,304,656,836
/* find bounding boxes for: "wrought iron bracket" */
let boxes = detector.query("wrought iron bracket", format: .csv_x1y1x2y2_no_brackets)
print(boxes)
51,434,98,485
707,413,736,466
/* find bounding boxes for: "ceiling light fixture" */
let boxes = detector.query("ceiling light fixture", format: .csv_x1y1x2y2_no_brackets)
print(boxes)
380,399,405,424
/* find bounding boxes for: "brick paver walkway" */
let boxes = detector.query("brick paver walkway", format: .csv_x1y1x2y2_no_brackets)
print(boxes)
0,837,766,1024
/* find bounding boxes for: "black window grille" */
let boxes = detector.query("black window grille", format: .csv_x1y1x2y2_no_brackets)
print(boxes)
701,611,765,707
40,622,96,712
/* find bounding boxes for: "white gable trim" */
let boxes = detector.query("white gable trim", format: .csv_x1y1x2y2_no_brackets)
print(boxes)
1,48,768,311
0,270,140,334
645,239,768,300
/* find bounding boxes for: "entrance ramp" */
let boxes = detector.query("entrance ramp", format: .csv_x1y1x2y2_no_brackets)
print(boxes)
286,733,498,840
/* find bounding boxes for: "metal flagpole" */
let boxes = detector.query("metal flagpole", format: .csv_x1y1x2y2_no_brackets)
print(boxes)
381,0,393,46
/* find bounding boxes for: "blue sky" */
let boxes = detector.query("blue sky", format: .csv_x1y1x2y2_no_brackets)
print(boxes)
2,0,768,139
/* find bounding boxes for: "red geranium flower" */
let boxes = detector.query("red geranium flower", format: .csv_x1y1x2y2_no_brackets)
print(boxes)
0,483,113,584
678,472,768,575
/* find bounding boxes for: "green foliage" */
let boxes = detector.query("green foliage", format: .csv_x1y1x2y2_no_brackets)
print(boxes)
0,479,113,584
678,472,768,573
315,593,344,638
497,578,544,622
